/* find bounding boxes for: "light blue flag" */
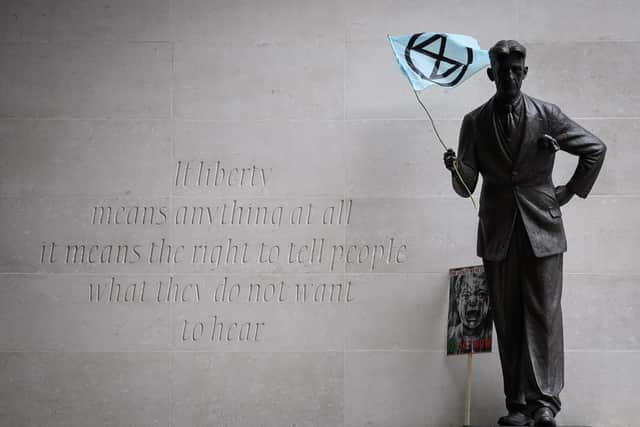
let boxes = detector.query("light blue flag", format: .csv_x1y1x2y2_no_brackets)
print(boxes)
389,32,490,91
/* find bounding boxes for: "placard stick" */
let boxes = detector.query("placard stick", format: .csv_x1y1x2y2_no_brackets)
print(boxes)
464,352,472,426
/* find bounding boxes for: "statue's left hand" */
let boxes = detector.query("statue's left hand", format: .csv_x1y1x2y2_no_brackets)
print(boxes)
554,185,574,206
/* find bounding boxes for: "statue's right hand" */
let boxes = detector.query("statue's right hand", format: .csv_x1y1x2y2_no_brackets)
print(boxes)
443,149,457,171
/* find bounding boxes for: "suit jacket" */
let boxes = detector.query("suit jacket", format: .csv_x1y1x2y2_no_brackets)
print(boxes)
454,93,606,261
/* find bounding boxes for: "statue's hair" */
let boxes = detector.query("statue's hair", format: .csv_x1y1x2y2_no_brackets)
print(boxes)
489,40,527,67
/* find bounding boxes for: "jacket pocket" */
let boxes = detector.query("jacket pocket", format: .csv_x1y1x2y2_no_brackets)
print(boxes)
549,206,562,218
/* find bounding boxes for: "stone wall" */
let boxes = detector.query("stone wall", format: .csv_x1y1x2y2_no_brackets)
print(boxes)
0,1,638,426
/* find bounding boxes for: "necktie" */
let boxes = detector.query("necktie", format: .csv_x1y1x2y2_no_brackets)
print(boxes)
505,103,519,156
505,103,516,139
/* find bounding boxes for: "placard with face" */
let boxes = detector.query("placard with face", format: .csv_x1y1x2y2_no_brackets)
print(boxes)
447,265,492,355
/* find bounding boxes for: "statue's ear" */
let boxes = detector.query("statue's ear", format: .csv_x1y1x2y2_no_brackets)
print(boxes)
523,65,529,79
487,68,495,82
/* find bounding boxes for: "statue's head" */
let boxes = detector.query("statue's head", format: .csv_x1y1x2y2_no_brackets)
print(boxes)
487,40,528,102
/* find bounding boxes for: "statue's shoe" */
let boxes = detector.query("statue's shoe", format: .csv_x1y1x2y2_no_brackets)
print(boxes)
532,407,557,427
497,411,533,426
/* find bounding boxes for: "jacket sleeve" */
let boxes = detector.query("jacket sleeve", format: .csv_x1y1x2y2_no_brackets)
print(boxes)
549,105,607,198
452,114,479,197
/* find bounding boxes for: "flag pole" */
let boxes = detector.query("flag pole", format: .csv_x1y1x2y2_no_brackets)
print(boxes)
412,90,448,151
414,88,477,426
412,90,477,210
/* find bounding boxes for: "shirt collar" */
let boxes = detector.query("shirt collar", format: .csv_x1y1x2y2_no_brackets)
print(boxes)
494,93,524,113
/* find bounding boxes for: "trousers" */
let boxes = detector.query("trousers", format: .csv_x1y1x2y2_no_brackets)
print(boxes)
483,214,564,416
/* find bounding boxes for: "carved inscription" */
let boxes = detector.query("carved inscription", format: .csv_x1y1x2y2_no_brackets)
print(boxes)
38,159,410,344
87,276,355,343
174,160,269,188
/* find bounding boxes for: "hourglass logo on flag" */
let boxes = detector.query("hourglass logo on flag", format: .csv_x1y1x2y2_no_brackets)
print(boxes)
389,32,490,91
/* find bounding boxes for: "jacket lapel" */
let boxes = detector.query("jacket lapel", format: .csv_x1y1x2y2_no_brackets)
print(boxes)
479,97,513,169
491,112,513,167
514,94,540,167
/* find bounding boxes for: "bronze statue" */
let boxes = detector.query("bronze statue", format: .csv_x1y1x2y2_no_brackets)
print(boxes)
444,40,606,426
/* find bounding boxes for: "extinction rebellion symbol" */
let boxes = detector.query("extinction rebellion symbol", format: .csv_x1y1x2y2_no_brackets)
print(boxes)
404,33,474,87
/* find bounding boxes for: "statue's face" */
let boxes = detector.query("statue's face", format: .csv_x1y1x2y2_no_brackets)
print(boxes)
488,54,528,100
457,276,490,333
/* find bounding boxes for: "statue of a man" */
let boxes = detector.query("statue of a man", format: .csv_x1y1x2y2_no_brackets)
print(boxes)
444,40,606,426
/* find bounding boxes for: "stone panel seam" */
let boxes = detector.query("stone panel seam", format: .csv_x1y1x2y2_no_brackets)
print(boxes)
0,349,349,354
0,40,171,46
2,272,638,277
2,117,634,122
